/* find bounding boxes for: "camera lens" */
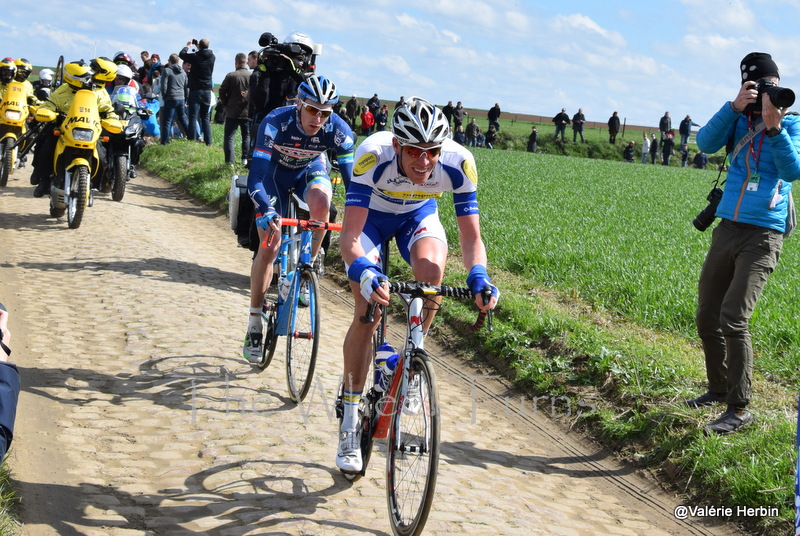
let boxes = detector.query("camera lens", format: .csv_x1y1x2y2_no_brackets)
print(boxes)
769,86,795,108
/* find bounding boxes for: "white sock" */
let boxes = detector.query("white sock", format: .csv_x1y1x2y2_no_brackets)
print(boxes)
248,307,262,332
342,390,362,431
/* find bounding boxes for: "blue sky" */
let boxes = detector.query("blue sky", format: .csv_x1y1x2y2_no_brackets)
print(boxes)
2,0,800,129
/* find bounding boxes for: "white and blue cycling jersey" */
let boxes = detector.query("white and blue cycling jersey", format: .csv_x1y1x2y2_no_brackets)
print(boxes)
247,105,354,215
346,131,480,264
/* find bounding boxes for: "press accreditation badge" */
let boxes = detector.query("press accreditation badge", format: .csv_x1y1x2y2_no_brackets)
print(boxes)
747,173,761,191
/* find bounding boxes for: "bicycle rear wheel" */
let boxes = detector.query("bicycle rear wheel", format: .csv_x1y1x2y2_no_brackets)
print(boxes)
386,350,439,536
285,266,319,402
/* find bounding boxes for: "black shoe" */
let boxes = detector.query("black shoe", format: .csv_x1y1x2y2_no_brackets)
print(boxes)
686,391,727,408
704,407,754,435
33,181,49,198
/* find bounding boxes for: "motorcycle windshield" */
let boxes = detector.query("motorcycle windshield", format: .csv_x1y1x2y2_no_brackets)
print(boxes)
63,90,101,146
110,86,139,111
0,81,28,125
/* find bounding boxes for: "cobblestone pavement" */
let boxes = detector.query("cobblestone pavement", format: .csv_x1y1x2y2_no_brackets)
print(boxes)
0,169,744,535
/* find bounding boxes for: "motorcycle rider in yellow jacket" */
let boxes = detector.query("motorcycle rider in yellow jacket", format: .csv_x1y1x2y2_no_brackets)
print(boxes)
0,59,15,100
32,60,118,197
13,58,41,106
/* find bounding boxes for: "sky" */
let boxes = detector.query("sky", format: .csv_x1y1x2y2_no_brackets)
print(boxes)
2,0,800,129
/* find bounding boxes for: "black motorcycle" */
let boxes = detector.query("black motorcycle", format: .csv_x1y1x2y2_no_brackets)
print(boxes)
101,87,148,202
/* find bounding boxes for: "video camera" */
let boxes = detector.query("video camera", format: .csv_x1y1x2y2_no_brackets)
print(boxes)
257,32,316,72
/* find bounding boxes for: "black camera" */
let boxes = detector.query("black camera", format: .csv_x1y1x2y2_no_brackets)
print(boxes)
257,32,307,68
755,79,795,109
693,187,723,231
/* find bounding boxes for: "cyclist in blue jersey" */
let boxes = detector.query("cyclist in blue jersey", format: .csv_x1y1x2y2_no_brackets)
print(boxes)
335,97,499,472
242,75,355,362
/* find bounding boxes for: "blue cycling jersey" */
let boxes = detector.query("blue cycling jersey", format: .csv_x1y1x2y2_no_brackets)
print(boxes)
247,105,355,213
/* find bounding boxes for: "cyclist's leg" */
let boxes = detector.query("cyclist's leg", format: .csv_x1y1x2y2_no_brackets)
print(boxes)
298,160,332,260
398,202,448,333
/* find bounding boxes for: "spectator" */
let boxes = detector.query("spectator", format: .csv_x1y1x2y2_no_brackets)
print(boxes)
465,117,480,147
367,93,381,117
374,104,388,132
693,151,708,169
661,131,675,165
688,51,800,435
219,52,251,166
649,132,658,164
180,38,216,145
442,100,454,128
527,125,538,153
394,96,405,111
247,50,258,70
138,51,150,83
159,54,190,144
484,125,497,149
0,303,20,461
147,54,163,86
572,108,586,143
452,101,466,130
359,105,374,136
454,124,466,145
552,108,570,141
641,131,650,164
623,141,636,162
659,111,672,149
679,114,700,146
487,102,501,131
680,143,690,167
345,95,359,125
608,111,620,144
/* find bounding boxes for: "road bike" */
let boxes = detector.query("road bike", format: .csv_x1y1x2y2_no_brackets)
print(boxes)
252,192,341,403
336,277,491,536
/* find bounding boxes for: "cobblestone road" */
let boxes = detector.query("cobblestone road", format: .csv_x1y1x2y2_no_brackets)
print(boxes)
0,169,744,535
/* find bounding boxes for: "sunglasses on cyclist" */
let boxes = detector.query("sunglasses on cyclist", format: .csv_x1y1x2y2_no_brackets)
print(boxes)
301,101,333,118
401,143,443,159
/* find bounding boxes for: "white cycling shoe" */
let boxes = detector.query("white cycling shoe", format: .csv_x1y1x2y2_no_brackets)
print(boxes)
336,428,362,473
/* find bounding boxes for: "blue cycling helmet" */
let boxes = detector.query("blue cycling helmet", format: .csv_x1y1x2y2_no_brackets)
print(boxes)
297,75,338,105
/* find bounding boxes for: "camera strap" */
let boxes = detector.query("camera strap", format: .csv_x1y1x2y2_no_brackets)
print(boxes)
730,120,766,161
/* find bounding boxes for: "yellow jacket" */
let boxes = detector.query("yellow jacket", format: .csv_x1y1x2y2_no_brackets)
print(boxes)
40,84,117,119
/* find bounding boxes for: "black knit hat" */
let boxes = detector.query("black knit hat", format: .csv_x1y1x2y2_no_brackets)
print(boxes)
740,52,780,84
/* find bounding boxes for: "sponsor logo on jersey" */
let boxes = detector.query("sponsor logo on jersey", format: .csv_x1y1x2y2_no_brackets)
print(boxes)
462,158,478,185
380,189,443,200
354,153,377,176
265,123,278,140
413,227,428,237
253,148,270,160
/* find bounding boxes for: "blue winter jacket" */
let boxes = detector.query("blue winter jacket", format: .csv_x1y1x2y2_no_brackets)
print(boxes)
696,103,800,232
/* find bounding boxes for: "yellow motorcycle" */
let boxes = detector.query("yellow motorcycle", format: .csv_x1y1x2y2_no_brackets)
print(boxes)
35,90,121,228
0,80,36,187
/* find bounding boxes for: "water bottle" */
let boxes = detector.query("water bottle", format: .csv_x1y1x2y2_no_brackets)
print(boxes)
374,342,399,393
278,271,294,301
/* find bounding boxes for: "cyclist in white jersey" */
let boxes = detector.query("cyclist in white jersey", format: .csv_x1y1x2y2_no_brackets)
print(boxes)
335,97,499,472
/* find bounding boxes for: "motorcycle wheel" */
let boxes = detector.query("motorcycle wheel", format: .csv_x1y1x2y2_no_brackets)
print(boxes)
50,203,66,218
67,165,89,229
0,139,10,187
112,154,128,202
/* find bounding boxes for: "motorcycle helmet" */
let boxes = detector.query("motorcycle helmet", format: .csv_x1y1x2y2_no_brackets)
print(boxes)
113,51,134,68
297,75,338,105
283,31,314,55
39,68,54,83
90,56,117,83
391,97,450,145
115,64,134,85
14,58,33,81
63,60,94,90
0,59,16,84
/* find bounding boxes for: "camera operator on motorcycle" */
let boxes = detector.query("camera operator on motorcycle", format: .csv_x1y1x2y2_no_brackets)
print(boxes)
33,68,54,101
31,60,118,197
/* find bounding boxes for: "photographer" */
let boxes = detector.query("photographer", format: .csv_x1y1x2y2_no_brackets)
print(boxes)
179,38,216,145
687,52,800,435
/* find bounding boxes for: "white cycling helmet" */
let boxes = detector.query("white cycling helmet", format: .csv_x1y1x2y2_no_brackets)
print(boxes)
283,31,314,55
115,64,133,82
39,68,54,82
391,96,450,145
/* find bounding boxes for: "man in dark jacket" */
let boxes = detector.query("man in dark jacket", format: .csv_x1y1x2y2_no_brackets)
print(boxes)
0,304,19,461
487,103,501,130
659,111,671,150
608,111,621,144
219,53,251,166
442,101,454,127
180,38,216,145
553,108,570,141
160,53,189,144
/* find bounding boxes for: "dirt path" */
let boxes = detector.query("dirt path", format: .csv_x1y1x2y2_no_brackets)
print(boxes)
0,167,745,535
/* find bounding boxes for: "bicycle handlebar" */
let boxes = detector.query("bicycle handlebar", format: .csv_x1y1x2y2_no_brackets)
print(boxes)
359,281,493,332
262,218,343,249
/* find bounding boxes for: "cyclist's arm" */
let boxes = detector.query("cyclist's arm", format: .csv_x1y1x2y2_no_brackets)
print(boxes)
341,204,389,305
455,212,497,311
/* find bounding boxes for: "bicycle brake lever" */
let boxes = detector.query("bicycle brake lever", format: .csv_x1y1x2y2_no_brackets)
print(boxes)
360,301,379,324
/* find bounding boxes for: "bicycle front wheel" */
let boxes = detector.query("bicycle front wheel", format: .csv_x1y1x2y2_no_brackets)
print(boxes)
285,266,319,402
386,351,439,536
